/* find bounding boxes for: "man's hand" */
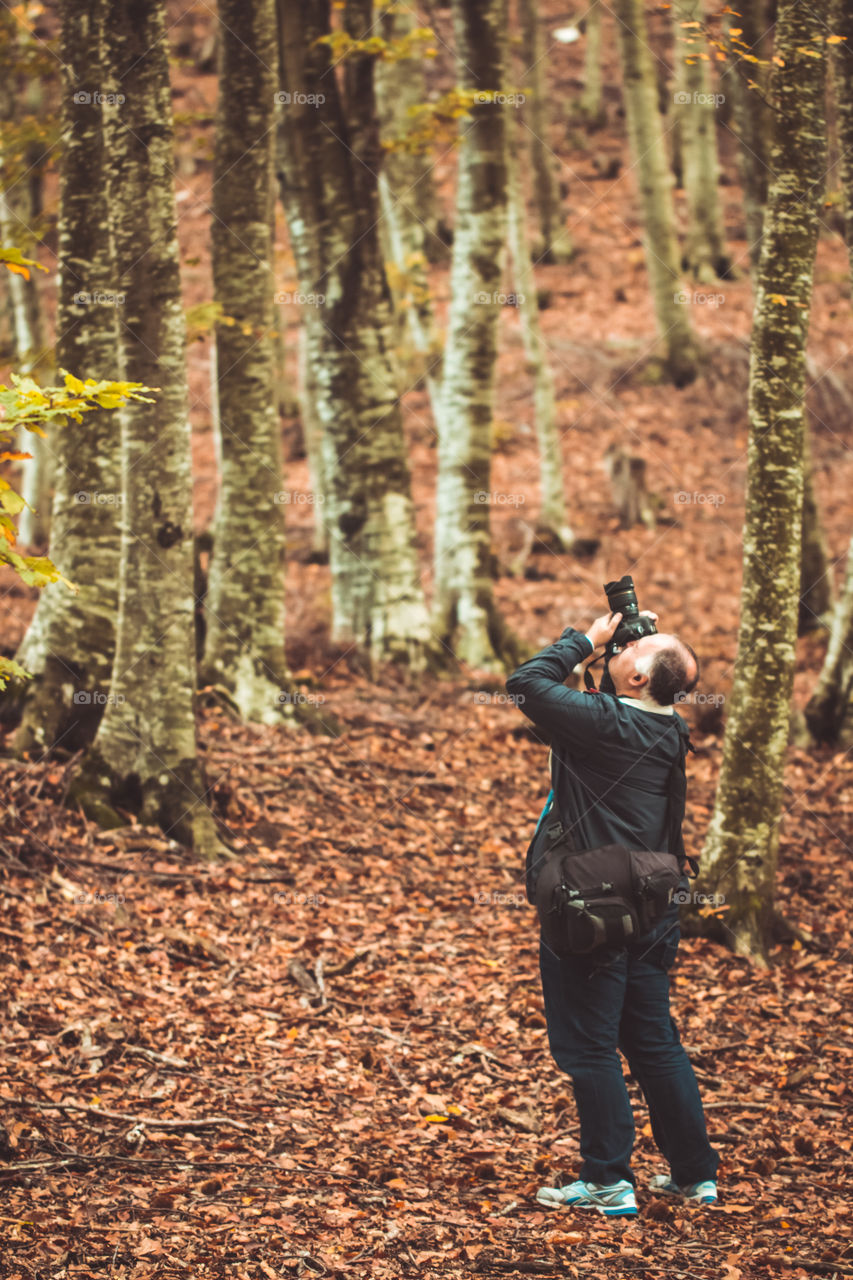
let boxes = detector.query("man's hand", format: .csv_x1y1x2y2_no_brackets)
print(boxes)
585,611,622,651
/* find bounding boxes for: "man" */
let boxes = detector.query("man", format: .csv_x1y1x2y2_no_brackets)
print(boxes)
505,608,720,1218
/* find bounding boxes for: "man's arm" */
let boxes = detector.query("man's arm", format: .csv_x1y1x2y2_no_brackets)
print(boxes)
506,626,607,748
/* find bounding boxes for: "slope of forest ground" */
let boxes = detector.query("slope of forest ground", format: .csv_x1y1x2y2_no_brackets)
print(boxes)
2,0,853,1275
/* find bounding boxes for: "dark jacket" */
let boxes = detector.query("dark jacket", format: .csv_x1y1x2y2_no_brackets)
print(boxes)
506,629,691,858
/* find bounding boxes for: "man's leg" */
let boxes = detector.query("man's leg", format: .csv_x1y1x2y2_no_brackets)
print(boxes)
618,914,720,1188
539,937,636,1186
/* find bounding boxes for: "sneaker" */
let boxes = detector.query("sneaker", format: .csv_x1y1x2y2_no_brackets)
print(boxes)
536,1178,638,1217
648,1175,717,1203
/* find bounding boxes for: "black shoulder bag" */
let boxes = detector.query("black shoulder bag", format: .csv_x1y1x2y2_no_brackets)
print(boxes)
525,726,698,956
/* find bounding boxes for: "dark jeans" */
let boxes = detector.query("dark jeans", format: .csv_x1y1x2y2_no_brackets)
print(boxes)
539,901,720,1188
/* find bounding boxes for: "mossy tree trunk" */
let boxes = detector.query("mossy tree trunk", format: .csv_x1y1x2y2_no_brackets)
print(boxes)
673,0,731,282
695,1,827,964
832,0,853,255
612,0,700,386
78,0,230,858
12,0,123,757
432,0,519,672
200,0,290,725
275,0,438,672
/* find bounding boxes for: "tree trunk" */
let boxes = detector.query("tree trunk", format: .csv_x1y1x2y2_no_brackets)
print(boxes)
275,0,438,671
694,0,826,964
77,0,229,858
518,0,571,263
433,0,519,672
721,0,772,267
374,3,444,265
673,0,731,282
580,0,605,125
798,428,832,633
804,534,853,745
832,0,853,255
0,41,53,548
612,0,700,385
506,129,573,552
12,0,123,757
200,0,289,725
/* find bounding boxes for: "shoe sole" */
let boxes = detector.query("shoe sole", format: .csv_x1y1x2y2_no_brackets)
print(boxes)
651,1184,717,1205
536,1193,637,1217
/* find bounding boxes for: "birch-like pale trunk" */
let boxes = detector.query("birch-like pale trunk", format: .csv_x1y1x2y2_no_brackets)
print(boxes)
77,0,229,859
673,0,730,282
12,0,123,756
518,0,570,263
433,0,519,672
275,0,437,671
696,0,827,963
506,130,573,552
201,0,288,726
612,0,700,385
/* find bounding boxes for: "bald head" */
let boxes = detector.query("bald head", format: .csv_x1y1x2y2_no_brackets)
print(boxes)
609,633,699,706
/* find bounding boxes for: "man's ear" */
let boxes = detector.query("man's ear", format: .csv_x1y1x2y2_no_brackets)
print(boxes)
629,669,648,687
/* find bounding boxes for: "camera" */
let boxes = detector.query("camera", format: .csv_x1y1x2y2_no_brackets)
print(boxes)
603,575,658,655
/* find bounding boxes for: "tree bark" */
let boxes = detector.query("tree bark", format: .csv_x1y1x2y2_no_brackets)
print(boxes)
77,0,229,858
506,128,573,552
673,0,731,282
580,0,605,125
695,0,827,964
12,0,123,756
798,427,832,633
612,0,700,385
832,0,853,255
804,533,853,745
275,0,438,671
432,0,520,672
518,0,571,263
200,0,289,725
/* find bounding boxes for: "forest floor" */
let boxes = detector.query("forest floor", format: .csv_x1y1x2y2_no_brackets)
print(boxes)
2,0,853,1276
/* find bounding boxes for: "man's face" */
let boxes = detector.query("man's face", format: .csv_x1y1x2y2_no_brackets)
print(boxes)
607,633,671,697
